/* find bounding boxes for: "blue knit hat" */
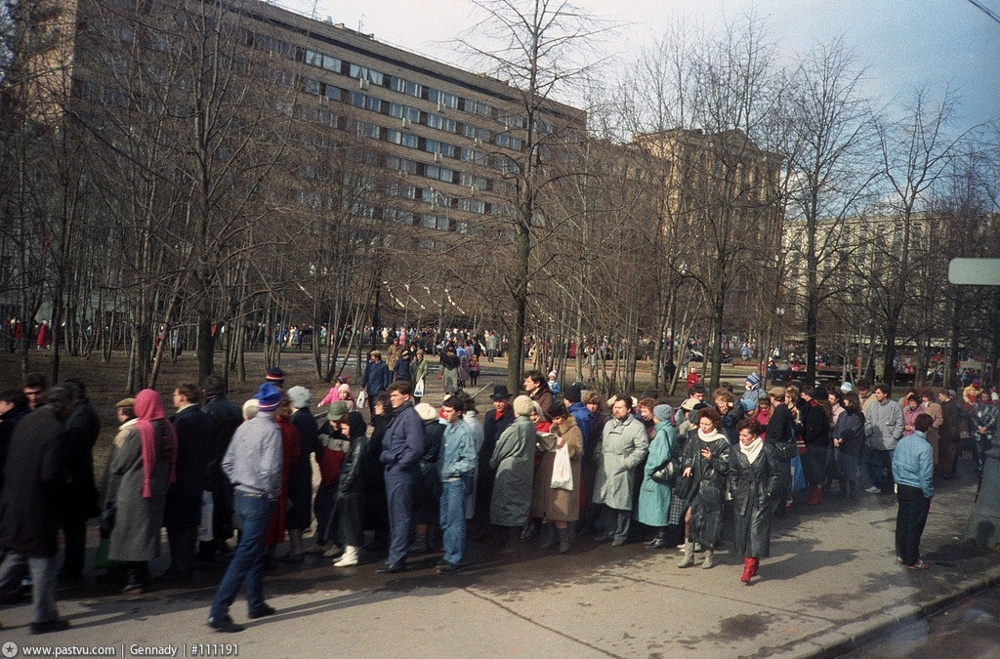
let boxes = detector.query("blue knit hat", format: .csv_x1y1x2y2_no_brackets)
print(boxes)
746,372,762,388
255,383,283,412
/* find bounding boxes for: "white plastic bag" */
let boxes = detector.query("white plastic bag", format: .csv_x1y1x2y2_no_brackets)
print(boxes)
197,490,214,542
550,445,573,491
413,378,425,397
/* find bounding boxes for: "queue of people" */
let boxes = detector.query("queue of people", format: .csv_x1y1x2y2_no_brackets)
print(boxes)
0,362,991,635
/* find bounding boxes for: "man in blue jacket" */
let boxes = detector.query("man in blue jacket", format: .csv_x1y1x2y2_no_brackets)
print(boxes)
378,381,425,573
892,413,934,570
361,350,392,417
438,398,478,573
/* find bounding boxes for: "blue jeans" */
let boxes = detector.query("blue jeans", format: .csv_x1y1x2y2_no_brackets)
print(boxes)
440,475,472,566
0,551,58,623
868,448,895,491
210,492,275,619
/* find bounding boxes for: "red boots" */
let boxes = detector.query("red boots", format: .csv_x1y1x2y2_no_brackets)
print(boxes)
806,486,823,505
742,557,761,584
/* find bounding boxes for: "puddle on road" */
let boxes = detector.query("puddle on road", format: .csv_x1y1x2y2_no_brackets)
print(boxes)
846,585,1000,658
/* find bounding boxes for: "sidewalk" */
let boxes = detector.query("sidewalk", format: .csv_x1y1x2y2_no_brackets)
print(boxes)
1,465,996,657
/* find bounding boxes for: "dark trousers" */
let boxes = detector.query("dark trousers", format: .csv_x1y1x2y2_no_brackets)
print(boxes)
60,514,87,576
166,523,198,577
868,449,895,491
895,483,930,566
598,506,631,541
802,444,827,488
384,467,416,565
313,484,338,544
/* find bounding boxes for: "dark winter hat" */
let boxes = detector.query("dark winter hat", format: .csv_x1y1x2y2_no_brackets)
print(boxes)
812,387,828,401
490,384,511,400
265,367,285,385
326,401,349,420
564,383,582,404
255,383,282,412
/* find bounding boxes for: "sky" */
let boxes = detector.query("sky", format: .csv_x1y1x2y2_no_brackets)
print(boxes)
281,0,1000,129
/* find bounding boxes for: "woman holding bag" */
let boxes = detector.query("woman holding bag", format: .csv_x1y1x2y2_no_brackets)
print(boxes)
636,404,676,549
529,402,582,553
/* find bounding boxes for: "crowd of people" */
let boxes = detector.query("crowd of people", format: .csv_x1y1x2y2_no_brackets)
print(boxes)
1,349,996,635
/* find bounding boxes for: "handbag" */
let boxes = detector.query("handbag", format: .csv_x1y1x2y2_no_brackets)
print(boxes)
355,390,367,410
550,445,573,490
649,458,680,486
673,473,694,500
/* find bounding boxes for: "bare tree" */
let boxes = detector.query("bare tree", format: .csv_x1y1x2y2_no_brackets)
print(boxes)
458,0,607,392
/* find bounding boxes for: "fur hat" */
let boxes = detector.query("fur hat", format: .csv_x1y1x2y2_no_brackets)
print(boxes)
564,383,582,404
287,385,311,409
513,395,535,417
255,383,282,412
414,402,438,422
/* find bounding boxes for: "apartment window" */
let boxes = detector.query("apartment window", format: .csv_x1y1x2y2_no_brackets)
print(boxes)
366,96,382,112
421,214,449,231
350,64,384,86
386,129,402,145
388,103,404,119
302,78,320,95
460,173,488,190
405,107,420,123
322,55,342,73
439,92,458,109
401,133,419,149
325,85,340,101
465,99,494,118
305,50,323,67
462,125,491,141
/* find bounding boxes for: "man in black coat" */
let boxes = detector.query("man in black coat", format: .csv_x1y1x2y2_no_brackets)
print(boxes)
199,375,242,560
0,389,31,492
162,382,212,582
764,387,794,518
0,385,74,634
58,378,101,580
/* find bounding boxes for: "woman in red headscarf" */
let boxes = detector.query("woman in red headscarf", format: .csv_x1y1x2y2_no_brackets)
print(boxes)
108,388,177,594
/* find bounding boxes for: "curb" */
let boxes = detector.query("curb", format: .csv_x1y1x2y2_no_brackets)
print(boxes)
807,570,1000,658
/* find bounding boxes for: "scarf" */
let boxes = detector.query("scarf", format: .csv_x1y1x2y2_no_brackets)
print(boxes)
134,389,178,497
697,428,726,443
740,436,764,463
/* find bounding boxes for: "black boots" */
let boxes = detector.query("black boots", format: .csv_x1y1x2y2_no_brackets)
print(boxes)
122,562,149,595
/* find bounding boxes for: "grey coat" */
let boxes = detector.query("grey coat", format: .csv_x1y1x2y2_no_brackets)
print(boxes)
108,420,172,562
489,415,535,527
593,415,649,511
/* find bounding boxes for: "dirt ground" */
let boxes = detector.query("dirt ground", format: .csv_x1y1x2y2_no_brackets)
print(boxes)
0,348,351,476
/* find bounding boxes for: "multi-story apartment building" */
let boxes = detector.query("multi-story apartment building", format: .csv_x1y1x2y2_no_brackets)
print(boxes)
23,0,585,250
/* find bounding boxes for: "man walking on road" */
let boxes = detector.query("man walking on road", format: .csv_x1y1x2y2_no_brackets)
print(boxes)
207,383,283,633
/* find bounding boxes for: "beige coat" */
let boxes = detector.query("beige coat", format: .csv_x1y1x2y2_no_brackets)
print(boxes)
530,416,583,522
921,400,944,464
